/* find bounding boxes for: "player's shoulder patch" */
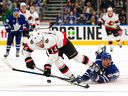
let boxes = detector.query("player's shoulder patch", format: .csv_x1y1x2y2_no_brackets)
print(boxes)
45,38,49,43
30,39,34,44
6,19,9,23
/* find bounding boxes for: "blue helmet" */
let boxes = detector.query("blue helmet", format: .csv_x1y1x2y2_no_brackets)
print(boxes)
101,53,112,60
13,8,19,12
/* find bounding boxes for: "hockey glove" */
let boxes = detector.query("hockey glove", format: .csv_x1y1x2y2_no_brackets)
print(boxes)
75,75,83,84
43,64,51,77
90,71,99,82
25,57,35,69
95,44,106,55
90,63,103,75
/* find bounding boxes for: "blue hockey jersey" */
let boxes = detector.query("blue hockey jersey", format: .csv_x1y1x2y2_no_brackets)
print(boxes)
80,53,119,83
4,14,29,33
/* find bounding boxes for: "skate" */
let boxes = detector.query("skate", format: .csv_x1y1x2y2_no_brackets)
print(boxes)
110,46,113,52
68,74,76,83
4,51,9,57
16,51,20,57
118,43,122,48
95,44,106,55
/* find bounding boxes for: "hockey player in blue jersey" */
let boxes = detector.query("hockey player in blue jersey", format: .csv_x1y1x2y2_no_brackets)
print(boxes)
4,8,29,57
74,45,119,83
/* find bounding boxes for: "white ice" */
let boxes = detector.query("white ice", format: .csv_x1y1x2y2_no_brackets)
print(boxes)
0,45,128,96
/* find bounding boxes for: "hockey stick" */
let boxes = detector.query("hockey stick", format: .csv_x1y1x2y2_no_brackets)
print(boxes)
3,59,46,76
35,22,55,30
35,67,70,81
3,59,89,88
35,66,90,88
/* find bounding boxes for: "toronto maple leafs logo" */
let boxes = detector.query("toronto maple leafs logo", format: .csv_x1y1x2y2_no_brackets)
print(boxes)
13,23,21,31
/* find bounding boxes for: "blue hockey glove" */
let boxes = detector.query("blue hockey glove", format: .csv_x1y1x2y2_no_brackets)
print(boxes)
90,71,99,82
75,75,83,84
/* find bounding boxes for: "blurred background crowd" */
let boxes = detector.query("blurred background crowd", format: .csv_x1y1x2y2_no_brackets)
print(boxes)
0,0,127,25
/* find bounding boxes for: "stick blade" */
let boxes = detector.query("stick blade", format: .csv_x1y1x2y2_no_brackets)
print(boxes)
3,58,13,70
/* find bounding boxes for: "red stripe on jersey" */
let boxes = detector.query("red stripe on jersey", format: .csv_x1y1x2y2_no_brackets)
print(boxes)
115,20,119,23
59,64,65,69
61,32,67,46
23,43,33,52
105,26,117,30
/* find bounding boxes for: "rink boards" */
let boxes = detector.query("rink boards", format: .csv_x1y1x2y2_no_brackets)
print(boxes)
0,25,128,45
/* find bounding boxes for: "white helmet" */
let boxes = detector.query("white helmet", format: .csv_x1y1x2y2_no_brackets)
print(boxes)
107,7,113,11
31,33,43,44
20,2,26,7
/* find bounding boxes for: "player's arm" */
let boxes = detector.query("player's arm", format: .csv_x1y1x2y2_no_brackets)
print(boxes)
98,14,106,26
90,66,119,83
115,14,120,26
42,44,59,77
23,17,30,31
22,43,36,69
35,12,40,27
4,17,12,32
46,44,59,64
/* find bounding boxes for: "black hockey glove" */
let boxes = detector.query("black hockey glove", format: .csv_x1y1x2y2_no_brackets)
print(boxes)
25,57,35,69
43,64,51,77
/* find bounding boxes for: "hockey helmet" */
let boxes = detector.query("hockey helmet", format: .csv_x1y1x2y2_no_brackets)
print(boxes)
101,53,112,60
107,7,113,11
13,8,19,12
20,2,26,7
31,33,43,44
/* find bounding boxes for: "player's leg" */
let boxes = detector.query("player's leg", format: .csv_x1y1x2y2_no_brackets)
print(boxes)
59,39,93,66
106,30,113,52
15,32,22,57
22,30,29,45
55,56,75,81
4,33,15,57
113,30,122,48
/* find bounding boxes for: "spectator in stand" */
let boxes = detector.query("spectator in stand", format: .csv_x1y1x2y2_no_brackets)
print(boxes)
74,2,82,15
56,13,63,25
33,0,43,17
108,0,115,8
119,9,127,25
73,8,80,19
66,11,77,24
77,14,86,25
100,0,109,9
1,1,12,22
82,6,92,24
91,10,98,25
0,0,3,17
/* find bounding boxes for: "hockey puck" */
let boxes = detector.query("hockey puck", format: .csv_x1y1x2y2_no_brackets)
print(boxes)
47,79,51,83
85,84,90,88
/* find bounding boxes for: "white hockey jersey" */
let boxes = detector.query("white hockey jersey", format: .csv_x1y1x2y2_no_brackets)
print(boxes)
22,31,67,65
28,11,40,28
20,10,30,20
100,13,120,30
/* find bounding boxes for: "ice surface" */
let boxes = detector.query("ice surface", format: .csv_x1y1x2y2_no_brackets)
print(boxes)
0,45,128,96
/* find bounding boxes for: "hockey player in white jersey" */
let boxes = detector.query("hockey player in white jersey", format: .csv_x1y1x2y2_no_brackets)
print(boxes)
28,5,40,30
20,2,31,44
20,2,30,20
22,30,95,81
99,7,122,52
